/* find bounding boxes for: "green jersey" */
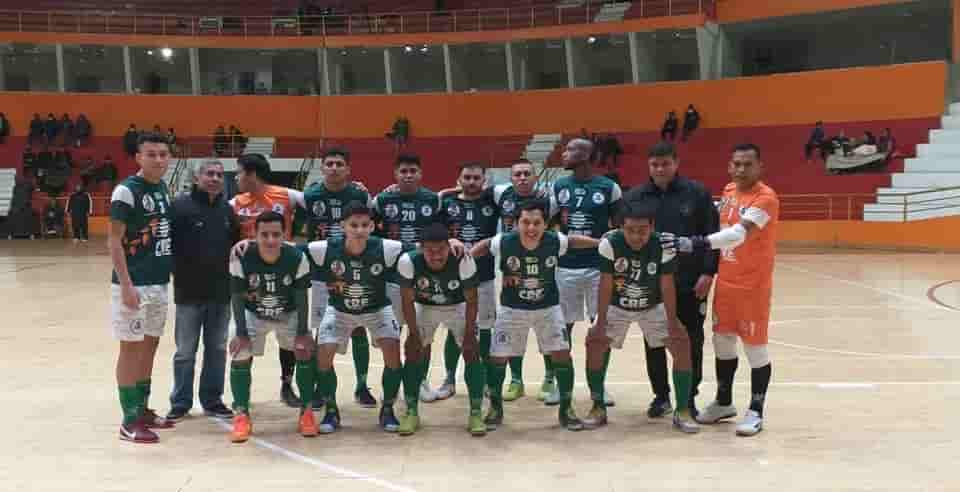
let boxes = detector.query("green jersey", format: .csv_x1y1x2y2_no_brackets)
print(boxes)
372,187,439,243
552,175,622,269
397,250,478,306
492,184,556,234
305,237,405,314
303,182,370,242
598,231,677,311
109,175,173,286
229,243,311,320
441,193,498,283
490,231,569,310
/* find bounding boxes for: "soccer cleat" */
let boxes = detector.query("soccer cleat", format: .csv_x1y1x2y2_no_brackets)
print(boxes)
165,407,190,422
483,405,503,431
468,415,487,436
603,387,616,407
379,405,400,433
537,378,556,401
141,409,175,429
503,381,525,401
281,383,302,408
354,387,377,408
672,411,701,434
695,401,738,424
318,409,341,434
543,386,560,406
119,422,159,444
434,382,456,401
230,414,252,443
646,396,673,419
559,406,585,431
203,403,234,420
299,410,319,437
735,410,763,436
583,405,608,429
419,381,438,403
398,414,420,436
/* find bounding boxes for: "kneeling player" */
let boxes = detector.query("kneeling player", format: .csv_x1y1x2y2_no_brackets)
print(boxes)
583,201,698,433
471,200,599,431
397,223,486,436
228,212,314,443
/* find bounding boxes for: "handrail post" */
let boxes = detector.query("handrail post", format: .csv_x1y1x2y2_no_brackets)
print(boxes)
586,0,591,23
669,0,673,16
47,12,51,32
17,12,22,32
426,11,430,32
478,9,482,31
243,17,247,37
162,15,167,35
530,6,534,27
558,5,563,25
453,10,457,31
505,7,509,28
105,13,110,33
847,196,852,220
903,195,907,222
640,0,645,18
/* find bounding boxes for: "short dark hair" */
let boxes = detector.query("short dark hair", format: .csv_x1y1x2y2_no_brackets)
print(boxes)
255,211,284,230
342,200,372,220
421,222,450,242
458,161,485,174
136,132,169,152
648,141,677,159
518,199,548,221
395,153,421,168
620,199,658,223
323,146,350,162
732,143,761,158
238,153,271,180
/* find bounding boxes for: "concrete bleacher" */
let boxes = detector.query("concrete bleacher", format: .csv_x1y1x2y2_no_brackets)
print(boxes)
0,169,16,216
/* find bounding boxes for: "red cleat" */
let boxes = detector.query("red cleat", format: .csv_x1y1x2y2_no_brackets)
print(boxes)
119,422,159,444
141,409,175,429
299,410,318,437
231,414,252,443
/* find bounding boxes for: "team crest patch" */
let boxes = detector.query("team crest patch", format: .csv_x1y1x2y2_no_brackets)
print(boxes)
506,256,521,272
421,205,433,217
557,189,571,204
446,203,461,217
283,274,292,286
417,277,430,290
545,256,557,268
502,200,515,213
330,260,346,277
142,194,156,212
370,263,384,276
385,204,399,218
448,280,460,290
482,206,494,216
614,258,629,273
739,207,748,217
592,192,605,205
312,201,327,217
272,204,285,214
647,262,657,275
248,274,260,289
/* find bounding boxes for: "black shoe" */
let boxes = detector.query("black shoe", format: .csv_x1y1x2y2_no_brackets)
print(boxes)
281,383,302,408
379,405,400,432
312,396,327,411
165,407,190,422
688,400,700,419
203,402,235,419
354,386,377,408
647,396,673,418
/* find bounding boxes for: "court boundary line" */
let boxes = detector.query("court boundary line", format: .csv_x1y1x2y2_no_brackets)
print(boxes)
926,279,960,311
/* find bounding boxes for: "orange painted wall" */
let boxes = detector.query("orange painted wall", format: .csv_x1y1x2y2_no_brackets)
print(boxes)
717,0,915,23
779,218,960,251
0,61,945,138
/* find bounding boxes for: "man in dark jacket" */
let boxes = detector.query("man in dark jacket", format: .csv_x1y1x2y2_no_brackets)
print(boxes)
123,124,139,157
29,113,45,145
74,114,92,147
67,182,92,242
0,112,10,144
624,142,719,418
44,113,59,145
166,159,242,422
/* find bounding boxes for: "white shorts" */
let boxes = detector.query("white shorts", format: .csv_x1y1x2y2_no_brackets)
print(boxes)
310,280,329,328
386,282,402,325
477,280,496,331
111,284,169,342
316,306,401,355
412,303,468,348
231,311,299,360
557,268,600,324
605,304,668,350
490,305,569,358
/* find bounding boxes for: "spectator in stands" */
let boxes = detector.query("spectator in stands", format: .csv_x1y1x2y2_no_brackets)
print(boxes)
214,125,228,156
166,127,178,150
388,115,410,149
36,145,54,185
67,183,92,243
229,125,246,155
54,147,73,170
45,113,59,146
879,128,895,154
805,121,825,162
832,130,852,157
22,145,36,178
80,156,97,185
94,154,118,191
43,197,65,238
60,114,74,147
681,104,700,142
74,114,92,147
29,114,45,145
661,111,679,141
123,124,140,157
863,131,877,147
0,112,9,144
601,134,623,167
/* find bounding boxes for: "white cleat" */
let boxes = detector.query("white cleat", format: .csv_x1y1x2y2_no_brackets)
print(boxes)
735,410,763,436
434,382,456,400
420,381,438,403
544,386,561,406
672,412,701,434
695,401,738,424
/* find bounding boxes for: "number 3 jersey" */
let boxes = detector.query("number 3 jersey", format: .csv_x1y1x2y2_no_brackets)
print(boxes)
230,244,311,320
598,231,677,311
110,175,173,286
303,237,407,314
490,231,569,310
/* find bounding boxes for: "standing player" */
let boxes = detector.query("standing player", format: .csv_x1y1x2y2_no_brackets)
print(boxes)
302,147,378,408
396,223,485,436
227,212,313,443
471,200,599,431
371,153,441,402
674,143,778,436
583,200,698,433
435,162,499,402
230,153,307,408
110,132,175,443
551,138,622,407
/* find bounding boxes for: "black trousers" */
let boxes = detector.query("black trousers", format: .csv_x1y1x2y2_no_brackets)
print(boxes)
71,214,89,240
645,288,706,403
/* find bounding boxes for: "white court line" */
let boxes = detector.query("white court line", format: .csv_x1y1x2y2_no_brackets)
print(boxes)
767,318,960,360
774,305,932,312
211,419,418,492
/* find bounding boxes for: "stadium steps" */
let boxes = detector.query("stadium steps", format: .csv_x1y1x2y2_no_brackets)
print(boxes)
244,137,276,157
0,169,16,216
593,2,631,22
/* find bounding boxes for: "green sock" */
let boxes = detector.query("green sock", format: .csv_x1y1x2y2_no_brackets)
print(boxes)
464,361,486,416
673,369,693,413
230,363,252,413
505,356,521,384
602,349,612,374
479,330,491,363
487,360,507,407
317,368,338,411
351,331,370,392
542,354,554,382
136,378,151,410
586,368,605,407
295,360,315,410
403,358,425,416
443,332,461,385
553,358,574,412
382,366,403,406
118,385,142,425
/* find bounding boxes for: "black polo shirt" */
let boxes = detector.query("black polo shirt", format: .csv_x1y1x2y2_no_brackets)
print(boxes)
623,175,719,292
170,188,242,305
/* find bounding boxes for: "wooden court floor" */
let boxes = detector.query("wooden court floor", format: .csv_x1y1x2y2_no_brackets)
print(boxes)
0,241,957,492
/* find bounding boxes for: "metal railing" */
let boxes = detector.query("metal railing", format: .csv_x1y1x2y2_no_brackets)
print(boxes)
710,193,876,221
872,185,960,222
0,1,712,37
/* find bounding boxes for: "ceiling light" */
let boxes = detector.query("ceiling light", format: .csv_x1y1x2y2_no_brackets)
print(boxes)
160,47,173,59
587,36,597,44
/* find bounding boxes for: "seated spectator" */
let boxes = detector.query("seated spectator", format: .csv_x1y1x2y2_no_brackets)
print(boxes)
60,114,74,147
45,154,71,195
45,113,59,145
123,124,139,157
878,128,895,154
153,124,163,136
0,112,9,144
229,125,246,155
863,131,877,147
79,156,98,184
29,113,45,145
74,113,92,147
831,130,852,156
805,121,825,162
99,155,118,189
661,111,679,142
53,147,73,170
214,125,228,156
682,104,700,142
36,145,54,184
166,127,177,148
22,145,36,177
43,198,66,238
602,134,623,166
